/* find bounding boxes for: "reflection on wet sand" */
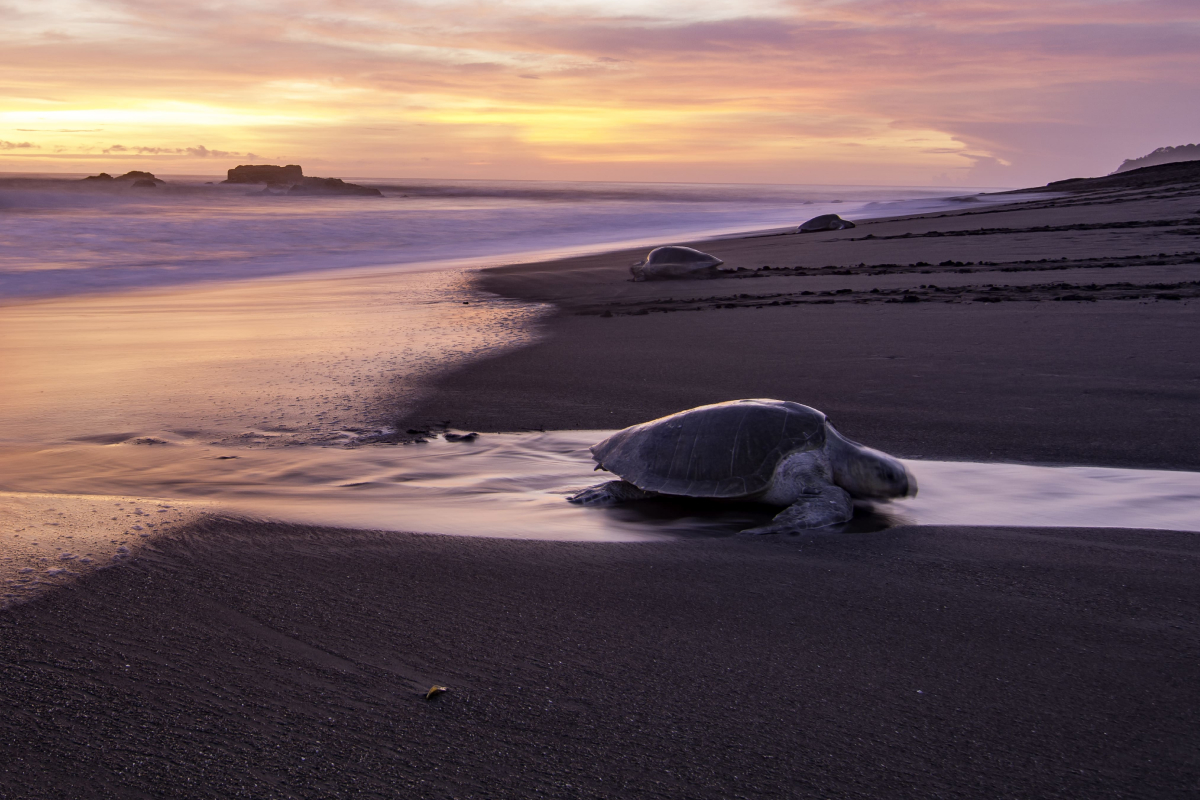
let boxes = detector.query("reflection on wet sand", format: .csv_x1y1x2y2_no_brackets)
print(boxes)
3,431,1199,549
0,493,205,609
0,262,549,605
0,266,547,447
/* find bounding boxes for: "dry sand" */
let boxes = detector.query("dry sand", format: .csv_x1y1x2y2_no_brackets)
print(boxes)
3,162,1200,798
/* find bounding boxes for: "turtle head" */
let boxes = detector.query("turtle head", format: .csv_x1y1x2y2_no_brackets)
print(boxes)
823,422,916,499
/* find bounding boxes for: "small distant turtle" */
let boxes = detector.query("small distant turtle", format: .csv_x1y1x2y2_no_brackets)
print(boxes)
798,214,855,233
569,399,914,533
630,246,724,281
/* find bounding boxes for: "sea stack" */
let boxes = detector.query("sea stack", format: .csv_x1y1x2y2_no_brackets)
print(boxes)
224,164,305,184
224,164,382,196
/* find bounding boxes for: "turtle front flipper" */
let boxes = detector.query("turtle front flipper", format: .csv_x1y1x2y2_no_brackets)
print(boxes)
740,486,853,535
569,480,658,506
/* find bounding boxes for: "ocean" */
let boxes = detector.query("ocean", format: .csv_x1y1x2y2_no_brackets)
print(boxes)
0,175,994,300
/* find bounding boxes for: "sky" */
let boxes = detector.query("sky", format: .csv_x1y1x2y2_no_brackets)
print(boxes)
1,0,1198,186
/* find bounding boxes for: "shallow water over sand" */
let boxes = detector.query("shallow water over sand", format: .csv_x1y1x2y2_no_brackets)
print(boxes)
0,493,206,609
0,261,555,606
3,432,1199,549
0,267,547,447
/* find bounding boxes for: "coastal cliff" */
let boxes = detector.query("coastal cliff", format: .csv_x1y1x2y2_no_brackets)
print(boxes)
1115,143,1200,173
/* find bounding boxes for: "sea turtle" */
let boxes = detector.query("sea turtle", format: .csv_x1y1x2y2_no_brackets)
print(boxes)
798,214,855,233
569,399,914,533
630,246,724,281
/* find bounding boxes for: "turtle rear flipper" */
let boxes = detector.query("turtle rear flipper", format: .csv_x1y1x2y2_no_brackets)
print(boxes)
740,486,852,535
569,480,658,506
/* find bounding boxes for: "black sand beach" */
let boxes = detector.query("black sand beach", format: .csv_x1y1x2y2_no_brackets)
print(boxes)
3,521,1198,799
407,162,1200,470
4,162,1200,798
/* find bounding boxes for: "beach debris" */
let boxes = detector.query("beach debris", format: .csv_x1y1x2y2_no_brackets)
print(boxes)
798,214,856,233
425,685,449,700
444,432,479,442
569,399,914,534
630,246,724,281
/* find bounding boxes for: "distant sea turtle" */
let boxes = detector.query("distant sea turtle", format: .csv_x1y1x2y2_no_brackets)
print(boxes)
569,399,914,533
798,214,856,233
630,246,724,281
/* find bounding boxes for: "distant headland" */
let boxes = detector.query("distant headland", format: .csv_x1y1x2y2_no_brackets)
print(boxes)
1114,144,1200,174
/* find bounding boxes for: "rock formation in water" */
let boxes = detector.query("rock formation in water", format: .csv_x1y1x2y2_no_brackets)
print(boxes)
118,171,162,183
224,164,305,185
130,179,158,188
224,164,381,197
287,177,383,197
1115,144,1200,174
81,170,164,184
798,214,856,233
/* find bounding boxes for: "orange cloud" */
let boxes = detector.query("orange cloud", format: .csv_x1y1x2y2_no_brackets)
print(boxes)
1,0,1196,184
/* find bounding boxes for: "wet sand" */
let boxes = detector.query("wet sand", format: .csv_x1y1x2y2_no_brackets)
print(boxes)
5,435,1200,550
2,520,1198,799
0,493,204,609
0,265,543,448
3,162,1200,798
408,163,1200,470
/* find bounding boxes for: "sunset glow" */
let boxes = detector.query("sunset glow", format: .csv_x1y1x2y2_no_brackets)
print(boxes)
2,0,1198,184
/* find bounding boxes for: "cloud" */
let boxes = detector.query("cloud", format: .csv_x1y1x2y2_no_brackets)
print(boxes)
0,0,1197,184
0,140,39,150
186,144,232,157
100,143,258,158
